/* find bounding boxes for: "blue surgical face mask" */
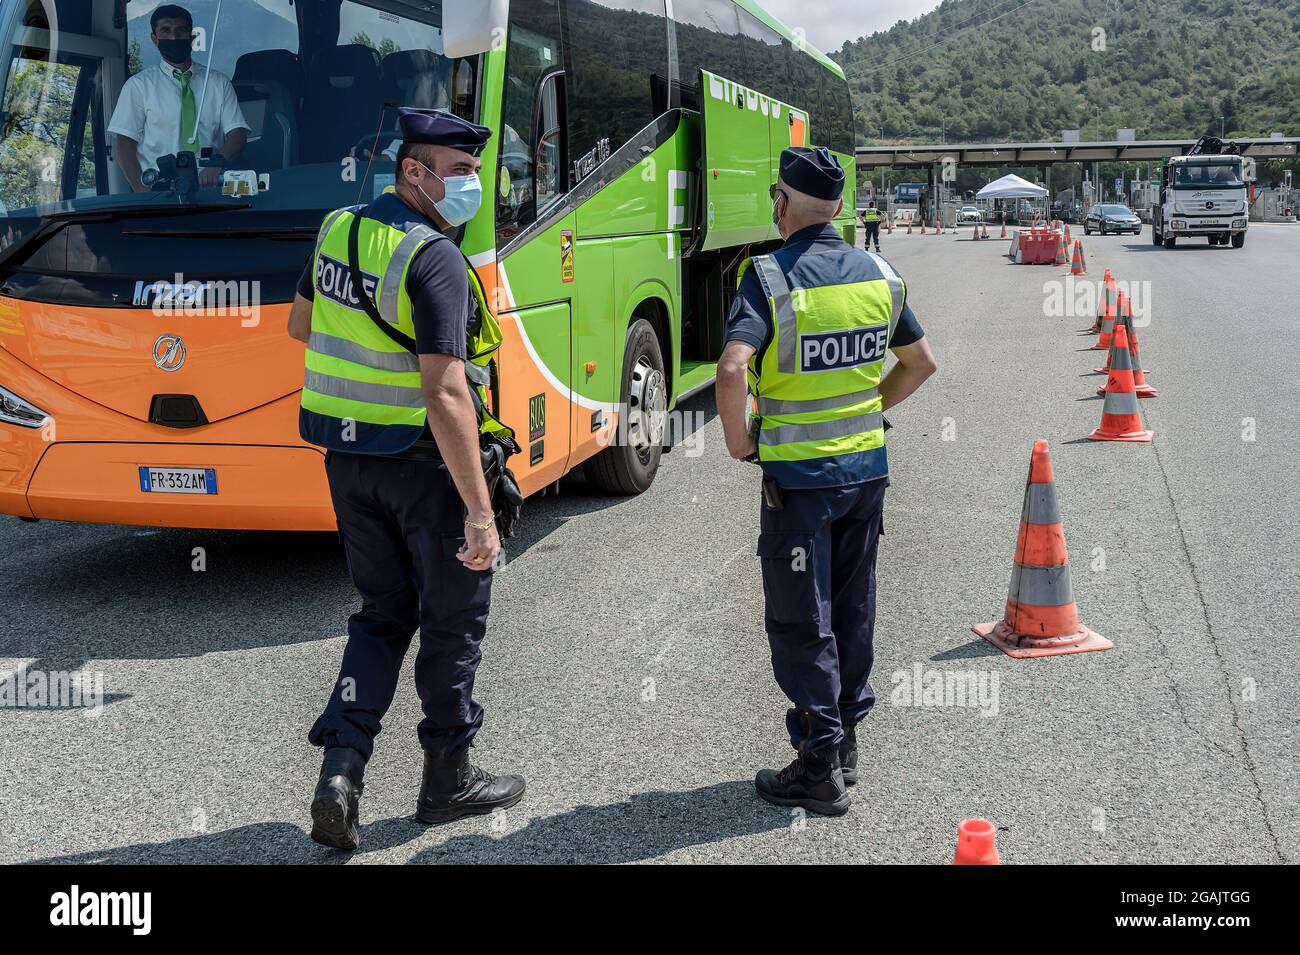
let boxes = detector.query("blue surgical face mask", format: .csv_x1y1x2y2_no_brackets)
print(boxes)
417,162,482,227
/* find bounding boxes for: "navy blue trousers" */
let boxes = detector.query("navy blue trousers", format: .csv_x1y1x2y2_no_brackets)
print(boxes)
864,222,880,249
757,478,887,753
309,451,492,760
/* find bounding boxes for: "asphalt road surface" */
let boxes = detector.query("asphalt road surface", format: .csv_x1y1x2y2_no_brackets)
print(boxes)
2,222,1295,864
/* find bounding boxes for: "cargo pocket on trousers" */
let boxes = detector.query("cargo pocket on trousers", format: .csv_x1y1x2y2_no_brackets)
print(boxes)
438,535,494,614
756,531,818,625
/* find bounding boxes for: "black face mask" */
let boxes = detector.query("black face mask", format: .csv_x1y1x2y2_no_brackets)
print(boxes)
157,37,193,66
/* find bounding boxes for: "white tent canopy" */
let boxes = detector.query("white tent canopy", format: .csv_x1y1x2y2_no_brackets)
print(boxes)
976,174,1049,199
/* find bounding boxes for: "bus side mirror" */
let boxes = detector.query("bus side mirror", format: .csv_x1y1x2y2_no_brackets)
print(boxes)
442,0,510,59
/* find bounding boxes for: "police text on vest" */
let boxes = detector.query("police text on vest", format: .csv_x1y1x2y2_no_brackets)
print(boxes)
316,253,380,312
799,325,888,373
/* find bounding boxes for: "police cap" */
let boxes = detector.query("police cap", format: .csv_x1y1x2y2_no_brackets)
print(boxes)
778,146,845,201
397,107,492,156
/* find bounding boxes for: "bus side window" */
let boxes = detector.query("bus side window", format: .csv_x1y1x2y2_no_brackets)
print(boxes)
496,0,564,242
533,71,566,213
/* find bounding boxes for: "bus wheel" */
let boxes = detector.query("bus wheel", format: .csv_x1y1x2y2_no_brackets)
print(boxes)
1231,232,1245,249
589,318,666,495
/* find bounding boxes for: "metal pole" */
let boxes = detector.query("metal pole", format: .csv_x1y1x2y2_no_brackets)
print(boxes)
189,0,225,146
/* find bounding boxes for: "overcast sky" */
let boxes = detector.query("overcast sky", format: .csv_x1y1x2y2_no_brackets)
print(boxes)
759,0,945,55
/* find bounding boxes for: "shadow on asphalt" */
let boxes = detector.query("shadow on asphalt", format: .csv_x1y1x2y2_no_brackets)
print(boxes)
0,391,722,694
26,780,790,864
931,638,1003,661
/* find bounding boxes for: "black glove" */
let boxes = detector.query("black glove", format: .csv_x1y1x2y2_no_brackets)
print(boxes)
494,467,524,539
479,435,523,539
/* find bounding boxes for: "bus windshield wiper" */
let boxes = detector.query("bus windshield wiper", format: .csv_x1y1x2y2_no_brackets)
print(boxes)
0,200,251,277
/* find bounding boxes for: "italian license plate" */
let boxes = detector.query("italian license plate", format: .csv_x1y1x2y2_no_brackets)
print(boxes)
138,466,218,495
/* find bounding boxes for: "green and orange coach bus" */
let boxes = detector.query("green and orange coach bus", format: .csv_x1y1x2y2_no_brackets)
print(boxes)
0,0,855,530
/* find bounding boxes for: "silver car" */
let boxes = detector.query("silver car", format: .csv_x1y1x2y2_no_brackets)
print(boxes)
1084,204,1142,236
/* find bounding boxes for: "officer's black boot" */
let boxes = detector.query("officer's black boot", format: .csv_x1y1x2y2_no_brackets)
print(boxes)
755,747,851,816
415,747,526,824
839,724,858,786
310,746,365,851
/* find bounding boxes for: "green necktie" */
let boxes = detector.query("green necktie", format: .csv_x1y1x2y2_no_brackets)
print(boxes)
174,69,197,149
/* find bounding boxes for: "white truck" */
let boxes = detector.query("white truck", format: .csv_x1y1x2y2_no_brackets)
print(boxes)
1151,137,1250,248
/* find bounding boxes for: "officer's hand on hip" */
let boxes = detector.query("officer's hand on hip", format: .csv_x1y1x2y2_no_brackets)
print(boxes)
459,517,501,572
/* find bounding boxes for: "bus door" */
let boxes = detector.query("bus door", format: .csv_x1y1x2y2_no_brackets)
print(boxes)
696,68,781,251
494,19,572,494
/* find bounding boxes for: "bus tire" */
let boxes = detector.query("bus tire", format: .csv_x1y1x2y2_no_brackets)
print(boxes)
588,318,666,495
1231,232,1245,248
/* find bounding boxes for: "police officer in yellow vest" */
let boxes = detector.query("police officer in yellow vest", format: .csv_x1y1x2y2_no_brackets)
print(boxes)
860,199,882,252
287,108,524,850
716,147,938,816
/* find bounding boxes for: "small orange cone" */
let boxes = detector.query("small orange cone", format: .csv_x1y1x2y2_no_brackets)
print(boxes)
1088,324,1153,442
906,219,913,234
919,221,926,235
1063,223,1072,243
982,222,990,239
1053,234,1068,266
1000,222,1007,239
934,218,942,235
953,818,1000,865
974,441,1113,657
1070,239,1087,275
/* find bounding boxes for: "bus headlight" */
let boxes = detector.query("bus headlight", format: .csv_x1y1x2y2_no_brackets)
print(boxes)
1171,219,1185,230
0,384,50,428
1233,219,1246,229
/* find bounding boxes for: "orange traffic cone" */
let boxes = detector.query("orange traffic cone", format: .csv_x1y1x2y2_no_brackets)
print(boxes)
1070,239,1087,275
1092,276,1116,332
1089,324,1153,442
1000,222,1007,239
1054,234,1068,266
1094,289,1123,349
1097,314,1157,396
1064,223,1072,243
906,219,913,234
934,218,942,235
953,819,1000,865
919,221,926,235
974,441,1114,657
1128,325,1157,398
982,222,990,239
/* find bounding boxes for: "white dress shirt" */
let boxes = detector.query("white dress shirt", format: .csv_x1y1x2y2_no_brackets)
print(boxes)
108,60,250,173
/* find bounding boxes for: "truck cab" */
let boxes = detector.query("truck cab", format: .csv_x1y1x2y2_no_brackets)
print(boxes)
1152,141,1249,249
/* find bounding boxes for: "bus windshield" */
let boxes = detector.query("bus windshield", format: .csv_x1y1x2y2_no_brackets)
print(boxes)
0,0,477,219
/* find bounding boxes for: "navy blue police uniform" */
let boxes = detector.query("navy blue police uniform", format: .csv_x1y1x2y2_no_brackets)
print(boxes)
727,158,924,768
300,117,490,763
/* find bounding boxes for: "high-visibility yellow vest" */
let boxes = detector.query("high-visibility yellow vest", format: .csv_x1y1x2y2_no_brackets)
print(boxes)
299,205,512,454
861,207,881,223
738,248,905,488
